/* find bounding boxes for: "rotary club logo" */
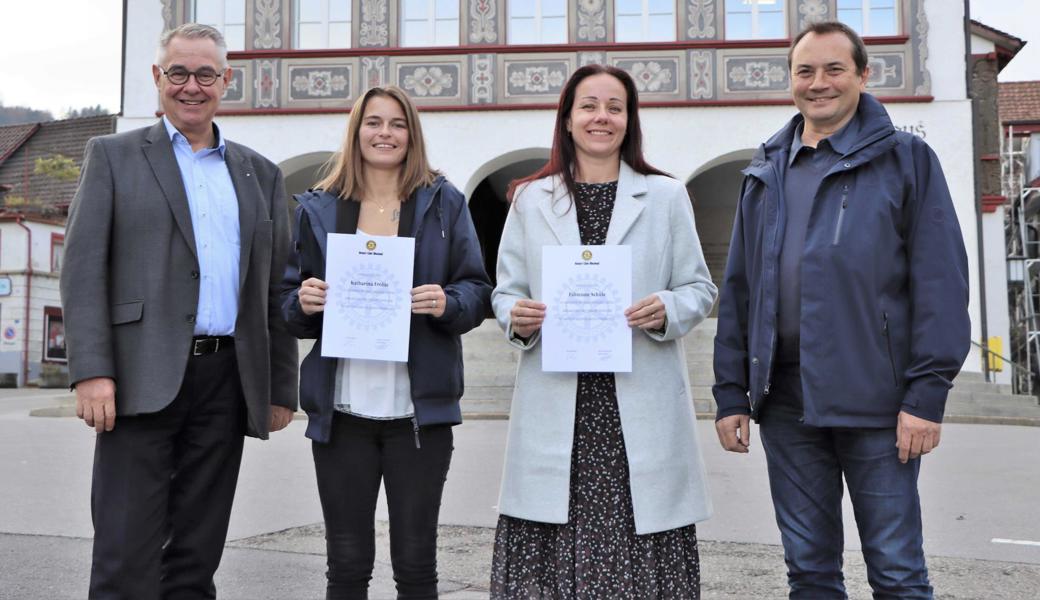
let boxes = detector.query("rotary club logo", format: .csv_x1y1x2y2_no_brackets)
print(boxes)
366,240,377,251
581,249,593,261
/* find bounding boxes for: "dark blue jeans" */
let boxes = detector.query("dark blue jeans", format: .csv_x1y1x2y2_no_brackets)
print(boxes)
758,370,932,599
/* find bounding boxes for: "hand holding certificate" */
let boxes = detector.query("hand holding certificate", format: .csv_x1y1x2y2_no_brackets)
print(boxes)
321,233,415,362
541,245,633,372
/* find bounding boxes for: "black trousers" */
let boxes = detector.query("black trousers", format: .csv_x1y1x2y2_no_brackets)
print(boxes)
88,347,246,600
312,412,454,600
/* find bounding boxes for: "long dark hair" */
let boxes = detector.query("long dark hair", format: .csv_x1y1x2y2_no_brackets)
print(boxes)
506,64,670,204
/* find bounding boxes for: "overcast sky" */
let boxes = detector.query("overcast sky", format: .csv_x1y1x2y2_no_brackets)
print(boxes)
0,0,1035,118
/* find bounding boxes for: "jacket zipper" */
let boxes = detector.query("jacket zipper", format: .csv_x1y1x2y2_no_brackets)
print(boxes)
412,416,422,449
882,312,899,387
832,185,850,245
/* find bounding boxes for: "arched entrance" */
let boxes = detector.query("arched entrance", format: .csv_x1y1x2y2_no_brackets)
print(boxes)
465,149,550,290
686,149,756,290
279,151,335,203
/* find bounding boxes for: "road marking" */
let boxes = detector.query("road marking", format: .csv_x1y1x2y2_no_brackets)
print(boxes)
991,538,1040,547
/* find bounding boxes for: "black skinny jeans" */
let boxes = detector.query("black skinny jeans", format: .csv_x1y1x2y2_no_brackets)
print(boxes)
312,412,454,600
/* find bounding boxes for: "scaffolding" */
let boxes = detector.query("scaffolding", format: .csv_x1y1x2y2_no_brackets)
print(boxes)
1003,125,1040,395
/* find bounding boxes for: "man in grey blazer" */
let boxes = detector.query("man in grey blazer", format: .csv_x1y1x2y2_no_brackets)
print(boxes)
60,24,298,599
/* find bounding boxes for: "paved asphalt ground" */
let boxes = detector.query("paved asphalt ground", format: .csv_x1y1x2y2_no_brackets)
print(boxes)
2,388,1039,599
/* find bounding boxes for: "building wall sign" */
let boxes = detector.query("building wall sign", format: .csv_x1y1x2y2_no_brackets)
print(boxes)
0,277,10,297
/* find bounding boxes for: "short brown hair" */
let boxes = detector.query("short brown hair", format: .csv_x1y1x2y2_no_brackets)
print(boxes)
315,86,439,202
788,21,869,75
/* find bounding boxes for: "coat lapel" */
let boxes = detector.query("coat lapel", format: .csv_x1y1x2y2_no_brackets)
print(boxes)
605,162,646,245
537,176,581,246
142,121,198,259
224,143,259,289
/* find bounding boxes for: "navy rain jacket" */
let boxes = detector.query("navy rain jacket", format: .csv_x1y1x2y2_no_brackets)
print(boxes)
280,177,492,443
713,93,970,427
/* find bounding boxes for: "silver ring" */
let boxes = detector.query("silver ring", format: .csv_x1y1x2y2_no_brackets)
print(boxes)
431,299,436,308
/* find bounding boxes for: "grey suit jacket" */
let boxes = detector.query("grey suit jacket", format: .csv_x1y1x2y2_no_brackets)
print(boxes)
60,121,298,439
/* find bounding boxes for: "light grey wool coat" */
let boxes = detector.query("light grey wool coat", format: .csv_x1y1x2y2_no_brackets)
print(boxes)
492,161,718,535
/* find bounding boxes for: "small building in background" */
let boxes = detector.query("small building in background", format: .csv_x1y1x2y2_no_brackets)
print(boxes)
0,115,116,386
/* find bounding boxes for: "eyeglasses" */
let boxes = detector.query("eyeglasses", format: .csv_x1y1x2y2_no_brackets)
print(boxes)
159,66,223,86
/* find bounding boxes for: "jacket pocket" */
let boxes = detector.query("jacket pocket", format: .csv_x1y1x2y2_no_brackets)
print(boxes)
831,186,850,246
882,311,899,387
111,301,143,325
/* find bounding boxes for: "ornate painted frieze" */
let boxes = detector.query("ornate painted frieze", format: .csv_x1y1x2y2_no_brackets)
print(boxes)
361,56,388,89
688,50,715,100
866,53,904,90
796,0,829,32
504,60,570,98
161,0,176,32
684,0,717,40
470,54,496,104
360,0,390,47
222,66,248,103
254,59,280,108
253,0,282,49
910,0,931,95
576,0,608,43
724,56,789,93
579,52,606,67
392,60,464,104
289,66,352,100
467,0,499,44
614,58,680,95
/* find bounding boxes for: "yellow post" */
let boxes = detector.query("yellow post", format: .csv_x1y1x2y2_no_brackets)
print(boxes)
987,337,1003,372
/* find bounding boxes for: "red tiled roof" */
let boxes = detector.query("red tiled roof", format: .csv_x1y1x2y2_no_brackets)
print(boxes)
999,81,1040,124
0,123,40,165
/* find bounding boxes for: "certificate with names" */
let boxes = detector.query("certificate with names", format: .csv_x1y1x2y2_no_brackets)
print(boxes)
541,245,632,373
321,233,415,362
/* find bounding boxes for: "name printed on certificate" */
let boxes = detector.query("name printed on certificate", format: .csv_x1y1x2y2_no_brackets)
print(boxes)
542,245,632,373
321,233,415,362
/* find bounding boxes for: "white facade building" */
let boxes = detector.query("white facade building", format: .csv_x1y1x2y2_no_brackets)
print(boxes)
119,1,999,391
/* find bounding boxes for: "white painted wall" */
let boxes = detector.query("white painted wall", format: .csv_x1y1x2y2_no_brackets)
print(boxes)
123,0,165,119
970,33,996,55
926,0,968,101
982,208,1012,384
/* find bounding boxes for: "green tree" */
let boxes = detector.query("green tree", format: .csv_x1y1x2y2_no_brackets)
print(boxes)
34,154,80,182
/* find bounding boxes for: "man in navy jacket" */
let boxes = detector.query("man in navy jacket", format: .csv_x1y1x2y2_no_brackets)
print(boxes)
713,21,969,598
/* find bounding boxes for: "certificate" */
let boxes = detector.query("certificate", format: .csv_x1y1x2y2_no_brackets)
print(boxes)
541,245,632,373
321,233,415,362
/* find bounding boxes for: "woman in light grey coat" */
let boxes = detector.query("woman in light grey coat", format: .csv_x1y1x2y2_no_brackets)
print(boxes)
489,64,718,599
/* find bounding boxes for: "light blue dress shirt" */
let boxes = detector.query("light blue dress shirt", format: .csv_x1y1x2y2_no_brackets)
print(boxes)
163,116,240,336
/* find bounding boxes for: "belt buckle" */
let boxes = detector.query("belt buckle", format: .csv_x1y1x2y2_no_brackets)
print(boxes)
192,338,217,356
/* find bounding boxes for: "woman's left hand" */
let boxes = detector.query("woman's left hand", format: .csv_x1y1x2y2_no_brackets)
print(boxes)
625,294,666,330
411,284,447,318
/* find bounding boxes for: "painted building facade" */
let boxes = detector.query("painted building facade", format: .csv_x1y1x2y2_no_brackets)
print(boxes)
119,0,998,390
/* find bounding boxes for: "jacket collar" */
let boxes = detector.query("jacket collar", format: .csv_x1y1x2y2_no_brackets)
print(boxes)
537,161,647,246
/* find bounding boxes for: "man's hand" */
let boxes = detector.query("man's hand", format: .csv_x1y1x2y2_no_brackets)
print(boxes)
716,414,751,453
270,405,294,432
896,410,941,463
75,377,116,433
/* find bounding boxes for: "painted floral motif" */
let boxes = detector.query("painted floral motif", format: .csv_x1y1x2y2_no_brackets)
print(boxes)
255,60,278,108
221,69,243,101
403,66,454,96
689,50,713,99
362,56,387,88
254,0,281,49
579,52,606,67
469,0,497,43
577,0,606,42
161,0,175,32
471,55,494,103
509,66,566,93
729,61,786,89
686,0,716,39
797,0,828,30
628,62,673,93
914,0,931,95
867,55,901,88
360,0,389,46
292,70,349,97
